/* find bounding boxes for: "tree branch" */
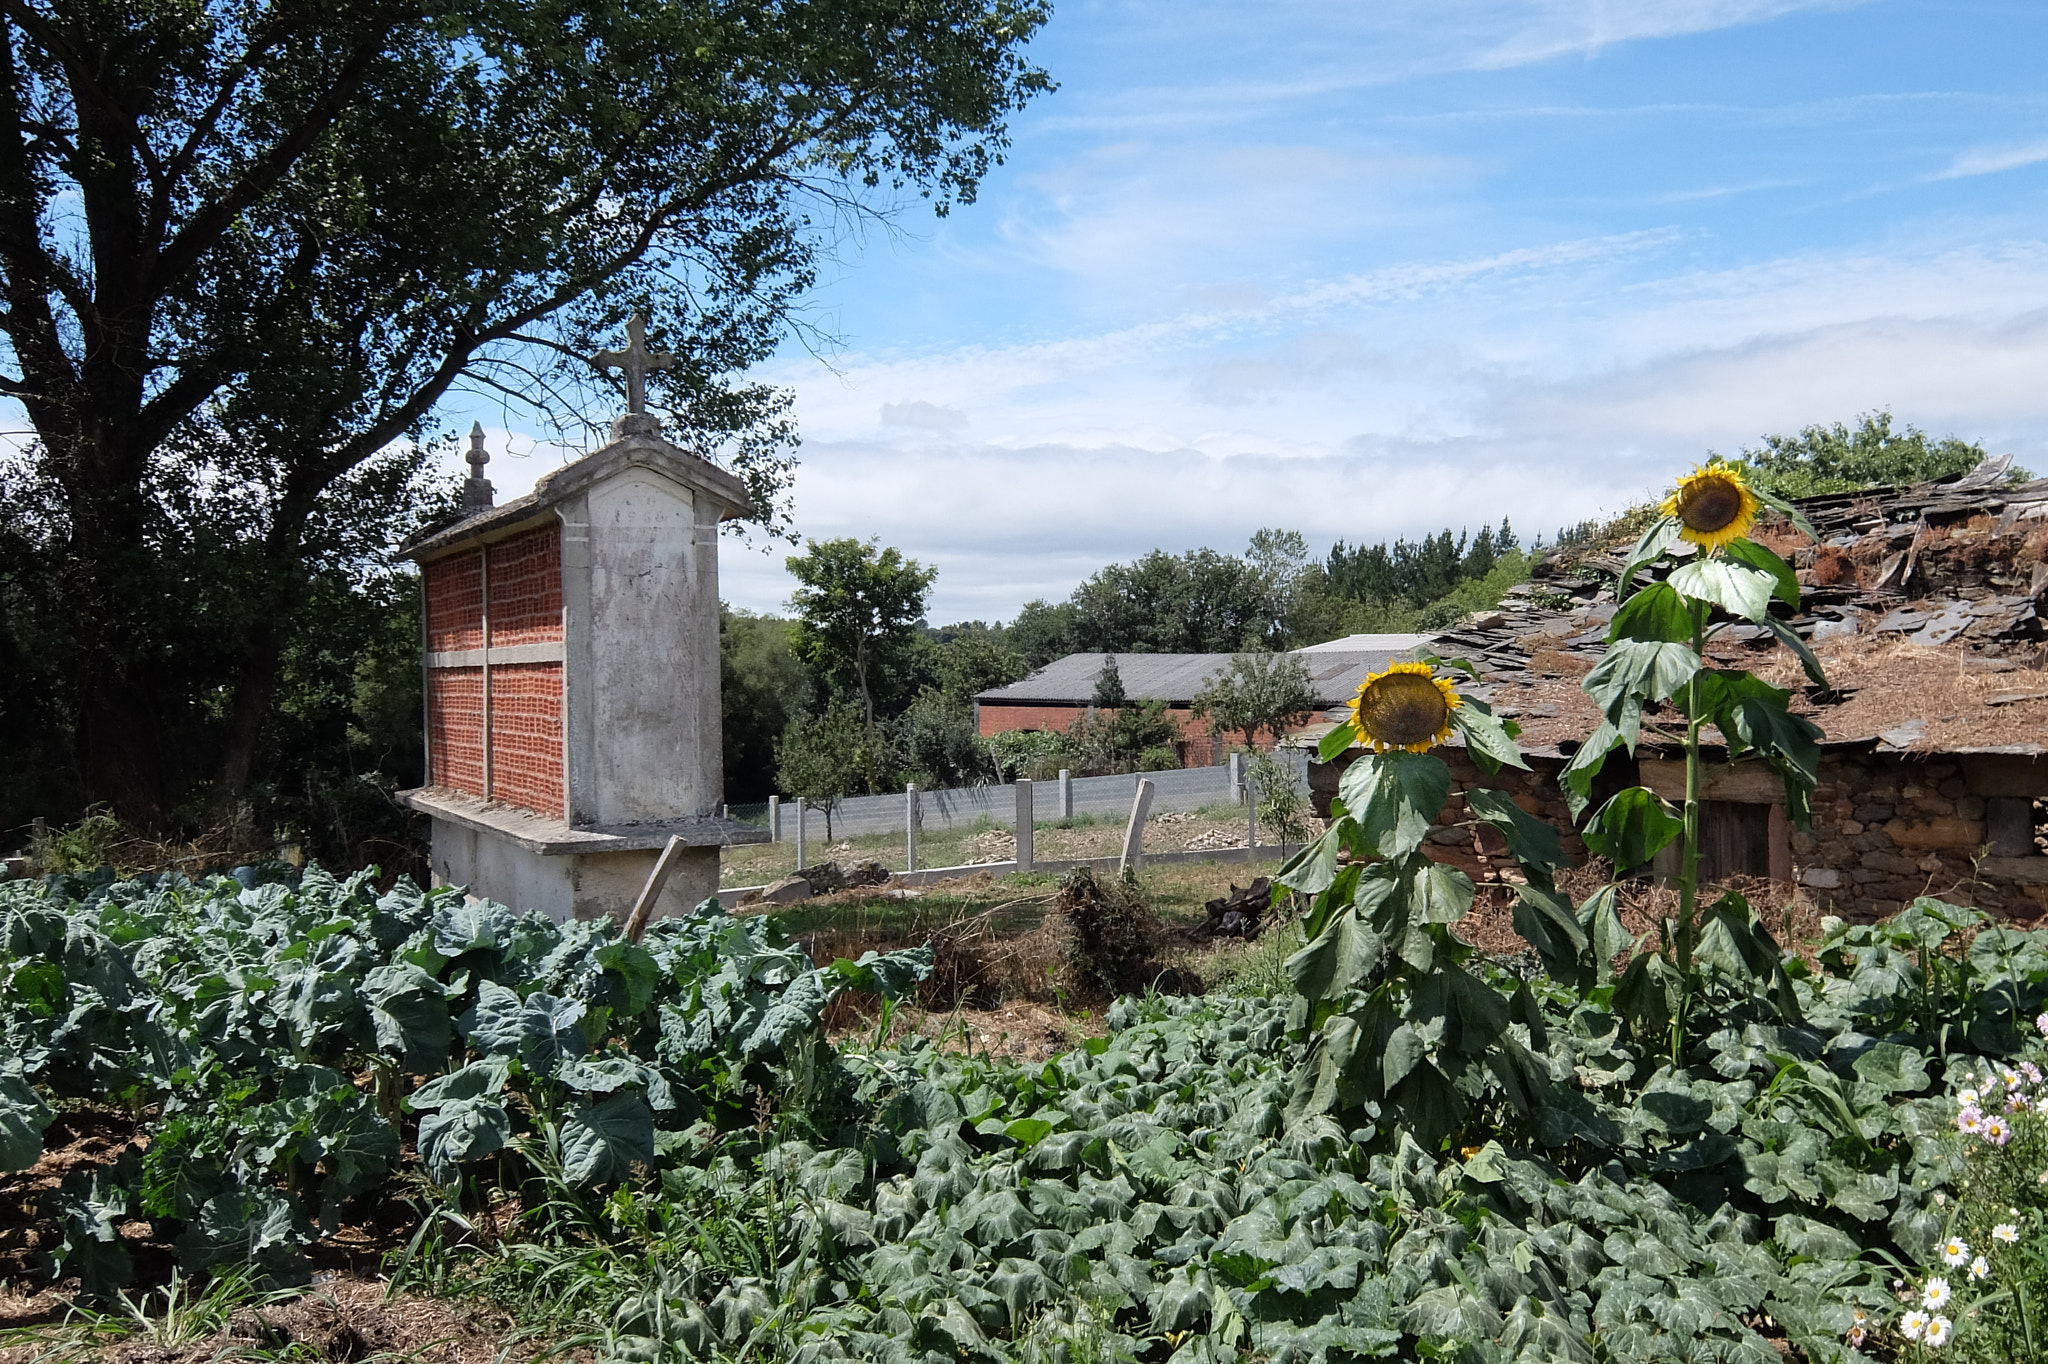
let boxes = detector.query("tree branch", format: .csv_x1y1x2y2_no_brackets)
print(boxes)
149,12,398,294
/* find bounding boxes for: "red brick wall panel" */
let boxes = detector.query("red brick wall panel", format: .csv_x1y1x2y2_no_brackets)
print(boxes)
428,667,485,797
488,662,564,818
424,554,484,653
977,700,1322,767
487,525,563,646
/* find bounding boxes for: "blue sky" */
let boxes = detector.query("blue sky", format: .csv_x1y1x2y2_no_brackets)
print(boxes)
470,0,2048,623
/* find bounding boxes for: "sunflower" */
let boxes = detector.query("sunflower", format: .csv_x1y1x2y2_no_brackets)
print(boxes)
1350,661,1461,753
1659,460,1760,551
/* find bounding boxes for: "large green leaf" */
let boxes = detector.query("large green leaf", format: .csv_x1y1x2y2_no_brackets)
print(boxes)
1614,952,1681,1043
1559,718,1624,817
592,941,661,1016
416,1095,512,1185
1616,515,1682,595
825,944,937,999
1464,787,1567,879
1582,640,1699,747
1763,615,1827,688
361,963,451,1072
1609,582,1694,644
0,1072,53,1172
45,1167,134,1298
1412,860,1475,924
430,896,519,958
1722,538,1800,610
1448,700,1528,775
1287,909,1389,1004
1318,719,1360,761
1577,886,1633,984
1581,787,1684,869
462,981,589,1069
1336,751,1451,861
560,1092,655,1185
1669,557,1777,622
1277,820,1349,897
1513,885,1589,983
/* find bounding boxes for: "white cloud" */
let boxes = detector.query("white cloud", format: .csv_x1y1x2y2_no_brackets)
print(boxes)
717,232,2048,623
1470,0,1868,68
1935,140,2048,181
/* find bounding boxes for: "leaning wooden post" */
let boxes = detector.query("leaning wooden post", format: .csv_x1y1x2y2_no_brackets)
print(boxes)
1119,778,1155,874
623,835,688,944
1015,779,1034,873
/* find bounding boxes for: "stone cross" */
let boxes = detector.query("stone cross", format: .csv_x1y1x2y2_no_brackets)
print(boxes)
593,312,674,417
460,421,495,511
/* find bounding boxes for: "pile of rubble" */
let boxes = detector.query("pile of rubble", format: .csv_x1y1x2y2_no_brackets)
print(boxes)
1422,455,2048,756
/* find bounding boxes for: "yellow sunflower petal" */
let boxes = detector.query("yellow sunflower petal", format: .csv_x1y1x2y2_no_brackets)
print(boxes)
1349,661,1461,754
1660,461,1760,552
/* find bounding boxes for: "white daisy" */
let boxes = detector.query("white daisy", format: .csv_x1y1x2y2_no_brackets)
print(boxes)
1924,1277,1954,1309
1942,1237,1970,1266
1902,1308,1929,1339
1960,1088,1982,1107
1995,1222,2021,1243
1969,1254,1990,1281
1925,1314,1953,1347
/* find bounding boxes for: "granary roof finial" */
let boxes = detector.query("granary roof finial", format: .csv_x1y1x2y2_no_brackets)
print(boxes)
460,421,495,512
593,312,675,438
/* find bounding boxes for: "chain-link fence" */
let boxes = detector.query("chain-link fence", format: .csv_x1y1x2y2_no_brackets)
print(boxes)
757,752,1311,844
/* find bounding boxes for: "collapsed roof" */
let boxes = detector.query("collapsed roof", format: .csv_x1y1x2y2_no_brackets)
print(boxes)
1417,455,2048,759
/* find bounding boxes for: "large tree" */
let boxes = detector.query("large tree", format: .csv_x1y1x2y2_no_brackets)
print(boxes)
785,536,934,730
0,0,1051,828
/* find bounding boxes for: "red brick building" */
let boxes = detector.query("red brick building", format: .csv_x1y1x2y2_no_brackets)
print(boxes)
976,636,1432,767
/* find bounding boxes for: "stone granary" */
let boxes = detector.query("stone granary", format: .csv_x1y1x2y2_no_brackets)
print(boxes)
399,321,765,922
1307,457,2048,923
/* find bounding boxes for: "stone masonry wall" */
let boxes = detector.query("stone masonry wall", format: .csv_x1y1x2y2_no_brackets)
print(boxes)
1308,748,1589,885
1313,745,2048,926
1797,753,2047,922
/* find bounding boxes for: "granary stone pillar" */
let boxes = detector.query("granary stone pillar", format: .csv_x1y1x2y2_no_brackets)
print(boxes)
398,328,764,923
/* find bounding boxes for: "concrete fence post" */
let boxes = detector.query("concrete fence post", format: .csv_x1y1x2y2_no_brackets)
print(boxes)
795,798,806,870
1228,752,1244,804
1015,779,1034,873
1058,769,1073,819
1119,778,1155,874
767,795,780,842
906,784,919,872
1248,786,1258,849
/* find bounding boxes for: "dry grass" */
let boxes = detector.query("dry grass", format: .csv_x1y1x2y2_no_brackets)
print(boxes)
0,1276,539,1364
1456,864,1835,964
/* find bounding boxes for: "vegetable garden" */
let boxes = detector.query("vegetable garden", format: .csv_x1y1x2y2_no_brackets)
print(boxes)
11,462,2048,1363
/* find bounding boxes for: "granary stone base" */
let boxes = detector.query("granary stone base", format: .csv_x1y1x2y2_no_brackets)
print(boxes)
426,815,719,924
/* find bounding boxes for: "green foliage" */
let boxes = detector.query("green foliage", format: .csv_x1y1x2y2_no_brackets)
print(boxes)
786,538,938,728
1092,656,1129,711
892,689,996,789
722,608,812,804
775,705,887,827
1739,411,2006,498
0,866,931,1294
1193,653,1320,748
1246,750,1315,848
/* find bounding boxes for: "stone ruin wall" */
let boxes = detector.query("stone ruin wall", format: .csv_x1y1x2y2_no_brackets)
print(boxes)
1310,746,2048,925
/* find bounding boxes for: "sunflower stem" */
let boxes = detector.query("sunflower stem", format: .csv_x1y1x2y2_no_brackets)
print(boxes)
1674,601,1706,1064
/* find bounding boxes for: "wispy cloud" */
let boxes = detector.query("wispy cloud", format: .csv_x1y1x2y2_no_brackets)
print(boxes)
1935,140,2048,181
1469,0,1869,69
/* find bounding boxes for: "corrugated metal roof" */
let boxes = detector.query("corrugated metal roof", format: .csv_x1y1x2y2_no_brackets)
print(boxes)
1296,632,1435,655
977,642,1430,708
